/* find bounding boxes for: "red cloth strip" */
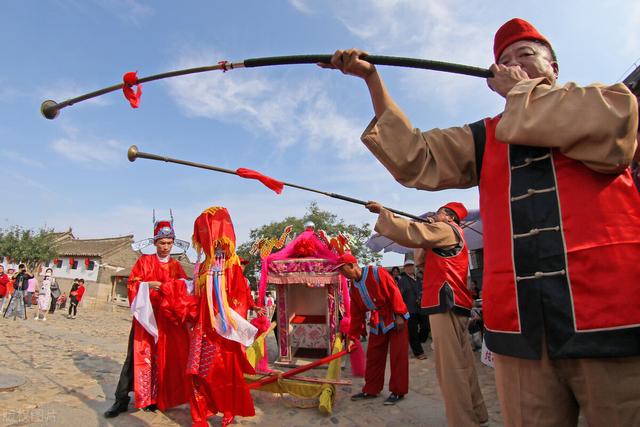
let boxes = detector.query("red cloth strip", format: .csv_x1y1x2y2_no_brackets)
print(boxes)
236,168,284,194
122,71,142,108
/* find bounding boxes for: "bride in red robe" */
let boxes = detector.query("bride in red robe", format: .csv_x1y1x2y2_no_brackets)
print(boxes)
127,220,192,411
162,207,258,427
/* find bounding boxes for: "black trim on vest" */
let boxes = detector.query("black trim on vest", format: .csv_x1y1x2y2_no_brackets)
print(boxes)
421,283,471,317
469,119,486,182
507,145,574,359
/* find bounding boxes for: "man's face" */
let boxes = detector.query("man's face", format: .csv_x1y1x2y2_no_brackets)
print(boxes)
403,264,415,276
497,40,558,84
338,263,360,281
434,208,453,223
154,238,174,258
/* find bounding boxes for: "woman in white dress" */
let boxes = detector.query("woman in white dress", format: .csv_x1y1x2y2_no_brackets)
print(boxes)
35,268,54,321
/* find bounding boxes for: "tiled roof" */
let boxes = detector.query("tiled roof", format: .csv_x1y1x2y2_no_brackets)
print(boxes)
55,235,134,257
50,229,74,243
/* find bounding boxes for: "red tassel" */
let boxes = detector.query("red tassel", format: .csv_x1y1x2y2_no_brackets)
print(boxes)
84,258,90,267
122,71,142,108
69,257,75,266
236,168,284,194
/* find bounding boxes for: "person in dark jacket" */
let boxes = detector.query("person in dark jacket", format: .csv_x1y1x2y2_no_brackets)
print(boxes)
3,264,33,320
49,273,61,314
396,260,429,359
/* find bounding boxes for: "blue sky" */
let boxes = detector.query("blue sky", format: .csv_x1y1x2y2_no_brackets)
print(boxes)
1,0,639,264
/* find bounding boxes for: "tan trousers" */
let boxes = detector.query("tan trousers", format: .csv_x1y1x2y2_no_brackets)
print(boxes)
430,311,488,427
494,341,640,427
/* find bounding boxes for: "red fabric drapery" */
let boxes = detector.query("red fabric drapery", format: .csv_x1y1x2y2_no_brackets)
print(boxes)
122,71,142,108
236,168,284,194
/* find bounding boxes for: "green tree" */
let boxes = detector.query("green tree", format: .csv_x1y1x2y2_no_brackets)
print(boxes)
0,226,59,273
237,202,381,287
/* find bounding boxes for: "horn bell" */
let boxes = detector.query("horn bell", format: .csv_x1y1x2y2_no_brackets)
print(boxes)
127,145,139,162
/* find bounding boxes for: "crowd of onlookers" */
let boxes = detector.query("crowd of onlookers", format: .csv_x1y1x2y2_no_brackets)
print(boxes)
0,264,86,320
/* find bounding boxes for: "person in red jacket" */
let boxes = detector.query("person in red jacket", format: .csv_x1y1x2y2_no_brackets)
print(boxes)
335,253,409,405
0,268,15,314
368,201,488,427
0,265,8,298
67,278,86,319
104,214,192,418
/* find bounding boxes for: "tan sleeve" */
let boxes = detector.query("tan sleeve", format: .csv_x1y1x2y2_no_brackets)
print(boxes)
413,248,425,266
497,79,639,174
361,104,478,190
374,208,459,249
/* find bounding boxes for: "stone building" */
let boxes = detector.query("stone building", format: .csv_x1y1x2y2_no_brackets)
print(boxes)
0,229,194,309
40,229,140,308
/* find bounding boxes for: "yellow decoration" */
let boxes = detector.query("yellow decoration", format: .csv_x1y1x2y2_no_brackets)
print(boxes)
250,225,293,258
245,336,344,414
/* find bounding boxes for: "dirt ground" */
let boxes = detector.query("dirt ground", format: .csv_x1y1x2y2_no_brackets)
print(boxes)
0,305,503,427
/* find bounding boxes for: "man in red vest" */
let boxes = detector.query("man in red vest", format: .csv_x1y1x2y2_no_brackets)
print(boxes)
335,253,409,405
367,200,488,426
323,17,640,426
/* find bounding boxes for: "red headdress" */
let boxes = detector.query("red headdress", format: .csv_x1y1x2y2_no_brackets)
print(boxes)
192,207,238,263
192,206,241,332
153,209,176,242
493,18,551,62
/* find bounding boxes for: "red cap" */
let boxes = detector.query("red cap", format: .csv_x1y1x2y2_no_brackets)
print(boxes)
441,202,468,222
333,253,357,270
239,257,249,265
494,18,551,62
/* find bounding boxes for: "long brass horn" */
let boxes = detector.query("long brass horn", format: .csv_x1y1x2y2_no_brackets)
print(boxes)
126,145,429,223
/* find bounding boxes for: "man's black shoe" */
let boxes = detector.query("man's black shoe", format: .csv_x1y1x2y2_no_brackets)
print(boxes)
142,404,158,412
104,399,129,418
351,392,377,401
383,393,404,405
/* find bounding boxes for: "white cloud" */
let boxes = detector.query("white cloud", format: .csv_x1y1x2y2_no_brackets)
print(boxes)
0,168,58,205
0,76,21,104
38,80,112,108
50,124,126,166
310,0,497,114
165,49,364,159
288,0,315,14
93,0,153,25
0,150,44,168
622,2,640,58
